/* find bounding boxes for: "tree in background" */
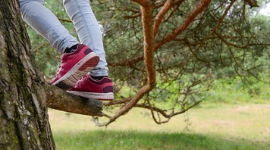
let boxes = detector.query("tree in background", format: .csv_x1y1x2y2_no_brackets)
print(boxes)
28,0,270,126
93,0,270,125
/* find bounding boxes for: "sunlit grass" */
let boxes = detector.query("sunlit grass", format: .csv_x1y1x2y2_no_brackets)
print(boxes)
49,103,270,150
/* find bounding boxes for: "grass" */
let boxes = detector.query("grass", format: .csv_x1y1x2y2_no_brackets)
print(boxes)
53,130,267,150
49,103,270,150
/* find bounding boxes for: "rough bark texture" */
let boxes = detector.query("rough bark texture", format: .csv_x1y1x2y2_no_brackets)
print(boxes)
0,0,103,149
46,85,103,116
0,0,55,149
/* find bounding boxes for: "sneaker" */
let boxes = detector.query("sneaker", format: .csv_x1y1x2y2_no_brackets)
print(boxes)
51,44,100,89
67,75,114,101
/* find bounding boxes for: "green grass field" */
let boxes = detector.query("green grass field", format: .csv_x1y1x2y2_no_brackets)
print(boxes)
49,103,270,150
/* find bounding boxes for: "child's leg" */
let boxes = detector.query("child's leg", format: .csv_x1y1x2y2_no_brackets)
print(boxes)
19,0,79,53
63,0,108,77
20,0,100,89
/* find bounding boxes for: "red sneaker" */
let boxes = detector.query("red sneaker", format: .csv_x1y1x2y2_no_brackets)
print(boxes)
51,44,99,89
67,75,114,101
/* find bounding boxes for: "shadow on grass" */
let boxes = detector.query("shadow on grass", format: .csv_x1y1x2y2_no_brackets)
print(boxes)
53,130,269,150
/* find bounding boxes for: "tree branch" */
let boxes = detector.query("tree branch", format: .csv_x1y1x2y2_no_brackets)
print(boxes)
46,84,103,117
154,0,177,38
58,18,72,23
103,97,131,106
97,4,156,126
108,0,211,67
142,6,156,87
154,0,211,50
215,32,270,49
97,85,153,126
131,0,152,7
134,100,202,124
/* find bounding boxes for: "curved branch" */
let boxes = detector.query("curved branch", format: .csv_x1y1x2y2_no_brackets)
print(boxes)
98,85,152,126
97,5,156,126
154,0,177,37
154,0,211,50
135,100,202,124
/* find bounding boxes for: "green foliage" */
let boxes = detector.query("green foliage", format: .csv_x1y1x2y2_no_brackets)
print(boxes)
26,0,270,108
202,76,270,104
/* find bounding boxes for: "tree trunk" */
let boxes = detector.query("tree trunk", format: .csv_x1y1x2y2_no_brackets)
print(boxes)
0,1,103,149
0,1,55,149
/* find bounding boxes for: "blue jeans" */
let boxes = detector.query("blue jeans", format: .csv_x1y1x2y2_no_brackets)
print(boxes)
19,0,108,76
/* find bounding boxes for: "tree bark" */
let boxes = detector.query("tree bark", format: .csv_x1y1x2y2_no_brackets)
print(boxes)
46,85,103,116
0,1,55,149
0,0,103,149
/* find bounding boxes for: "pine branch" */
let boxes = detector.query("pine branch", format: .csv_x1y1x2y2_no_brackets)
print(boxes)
45,84,103,117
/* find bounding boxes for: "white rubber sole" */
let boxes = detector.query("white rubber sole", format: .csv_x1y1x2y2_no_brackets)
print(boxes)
67,91,114,101
53,52,99,89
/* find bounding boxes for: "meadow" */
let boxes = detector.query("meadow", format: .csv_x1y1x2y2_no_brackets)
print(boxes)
49,103,270,150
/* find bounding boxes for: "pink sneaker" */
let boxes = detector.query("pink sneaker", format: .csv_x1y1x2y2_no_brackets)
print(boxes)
51,44,100,89
67,75,114,101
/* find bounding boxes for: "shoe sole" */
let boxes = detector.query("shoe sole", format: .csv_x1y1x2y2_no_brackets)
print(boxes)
53,53,100,89
67,91,114,101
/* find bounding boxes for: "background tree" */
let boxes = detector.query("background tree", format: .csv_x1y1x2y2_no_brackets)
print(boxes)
27,0,270,126
95,0,270,125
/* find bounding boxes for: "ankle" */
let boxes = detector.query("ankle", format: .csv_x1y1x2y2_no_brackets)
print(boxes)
90,75,107,81
64,44,78,53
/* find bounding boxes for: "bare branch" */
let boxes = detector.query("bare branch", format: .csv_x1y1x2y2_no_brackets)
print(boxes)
46,84,103,117
134,100,202,124
135,103,169,118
